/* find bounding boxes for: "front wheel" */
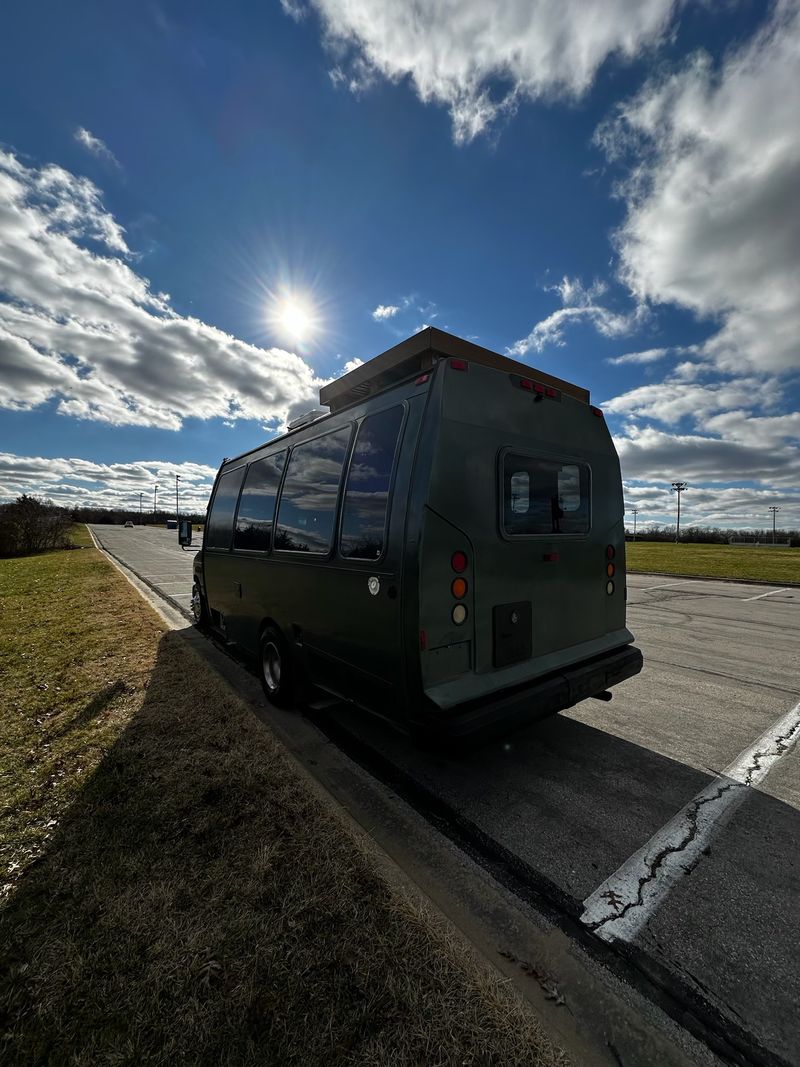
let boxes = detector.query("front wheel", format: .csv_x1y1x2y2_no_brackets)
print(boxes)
259,626,294,708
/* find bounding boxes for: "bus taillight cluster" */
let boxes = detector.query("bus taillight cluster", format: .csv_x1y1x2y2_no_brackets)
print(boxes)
606,544,615,595
451,551,469,624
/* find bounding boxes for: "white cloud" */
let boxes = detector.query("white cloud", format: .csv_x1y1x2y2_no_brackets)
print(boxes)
602,378,781,424
0,149,322,430
600,0,800,374
280,0,307,22
74,127,121,170
0,452,217,511
372,303,399,320
509,273,648,355
620,480,800,530
606,347,669,366
341,357,363,374
302,0,680,142
614,423,799,490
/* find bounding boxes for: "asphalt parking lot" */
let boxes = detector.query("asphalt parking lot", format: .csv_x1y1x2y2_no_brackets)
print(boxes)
89,526,800,1064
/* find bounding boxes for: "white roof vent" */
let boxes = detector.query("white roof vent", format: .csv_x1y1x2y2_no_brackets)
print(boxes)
286,408,328,432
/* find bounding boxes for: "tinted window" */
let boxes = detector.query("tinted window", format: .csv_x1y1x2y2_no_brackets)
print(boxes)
275,426,351,553
340,406,404,560
206,466,245,549
502,454,590,535
234,451,286,551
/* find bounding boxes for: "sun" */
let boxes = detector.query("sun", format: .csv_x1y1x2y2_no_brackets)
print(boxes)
268,291,320,345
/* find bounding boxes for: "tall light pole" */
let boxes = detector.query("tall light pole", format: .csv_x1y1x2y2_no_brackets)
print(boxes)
631,507,639,541
153,482,159,520
671,482,688,543
769,505,780,546
139,491,143,526
175,474,181,523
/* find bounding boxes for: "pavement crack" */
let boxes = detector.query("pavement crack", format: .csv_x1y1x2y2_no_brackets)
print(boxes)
741,719,800,786
586,780,738,933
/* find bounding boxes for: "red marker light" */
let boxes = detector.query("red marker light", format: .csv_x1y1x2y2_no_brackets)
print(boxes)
545,386,558,398
450,359,468,371
590,406,604,418
534,382,546,394
520,378,533,390
415,373,430,385
451,550,468,573
420,629,428,651
543,552,560,562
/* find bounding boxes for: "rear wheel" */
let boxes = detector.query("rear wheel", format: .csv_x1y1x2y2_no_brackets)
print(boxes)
259,626,294,707
190,581,208,626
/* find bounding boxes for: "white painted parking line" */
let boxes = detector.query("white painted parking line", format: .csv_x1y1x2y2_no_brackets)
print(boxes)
580,698,800,944
637,581,698,592
742,587,790,602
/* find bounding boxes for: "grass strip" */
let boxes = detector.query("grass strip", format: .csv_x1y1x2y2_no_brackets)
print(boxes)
0,529,567,1066
626,542,800,585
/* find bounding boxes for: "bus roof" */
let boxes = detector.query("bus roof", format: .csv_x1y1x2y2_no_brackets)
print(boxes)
319,327,590,411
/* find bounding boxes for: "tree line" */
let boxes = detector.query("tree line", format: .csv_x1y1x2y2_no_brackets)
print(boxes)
0,495,207,557
626,524,799,546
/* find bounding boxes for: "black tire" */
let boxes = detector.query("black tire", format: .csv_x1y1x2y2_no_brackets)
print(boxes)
259,626,294,708
190,581,208,627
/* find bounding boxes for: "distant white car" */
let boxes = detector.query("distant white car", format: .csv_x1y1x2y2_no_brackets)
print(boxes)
124,521,134,528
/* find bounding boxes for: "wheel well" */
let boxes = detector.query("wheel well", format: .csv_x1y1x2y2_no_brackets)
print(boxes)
258,617,282,642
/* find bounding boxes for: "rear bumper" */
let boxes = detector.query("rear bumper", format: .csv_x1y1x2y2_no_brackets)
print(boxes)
418,644,643,742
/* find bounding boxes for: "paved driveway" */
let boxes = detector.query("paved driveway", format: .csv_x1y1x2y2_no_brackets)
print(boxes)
89,524,201,618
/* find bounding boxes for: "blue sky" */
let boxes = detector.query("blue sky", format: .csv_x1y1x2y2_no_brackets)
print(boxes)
1,0,798,529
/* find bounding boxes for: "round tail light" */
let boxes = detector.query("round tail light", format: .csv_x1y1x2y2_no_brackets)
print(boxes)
451,551,468,573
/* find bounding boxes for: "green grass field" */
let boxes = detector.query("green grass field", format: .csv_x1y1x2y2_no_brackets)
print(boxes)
626,541,800,584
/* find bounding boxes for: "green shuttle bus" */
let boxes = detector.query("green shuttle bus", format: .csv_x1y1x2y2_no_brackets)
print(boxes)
192,328,642,740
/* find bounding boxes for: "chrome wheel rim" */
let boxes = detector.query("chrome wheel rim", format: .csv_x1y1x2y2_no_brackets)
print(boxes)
190,584,203,622
262,641,281,692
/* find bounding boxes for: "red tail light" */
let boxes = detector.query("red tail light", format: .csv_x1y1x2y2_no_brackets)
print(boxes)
606,545,615,559
420,629,428,651
451,550,468,573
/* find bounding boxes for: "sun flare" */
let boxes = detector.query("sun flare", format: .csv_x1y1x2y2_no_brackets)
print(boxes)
268,291,320,345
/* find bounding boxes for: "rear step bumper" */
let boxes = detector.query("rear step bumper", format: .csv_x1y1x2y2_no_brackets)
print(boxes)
421,644,643,742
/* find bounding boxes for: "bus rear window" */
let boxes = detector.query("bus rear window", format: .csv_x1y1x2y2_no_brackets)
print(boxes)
502,453,589,536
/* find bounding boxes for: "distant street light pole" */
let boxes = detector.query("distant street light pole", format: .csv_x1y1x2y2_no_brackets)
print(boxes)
154,482,159,519
175,474,181,522
139,492,143,526
769,505,780,546
671,482,688,543
631,507,639,541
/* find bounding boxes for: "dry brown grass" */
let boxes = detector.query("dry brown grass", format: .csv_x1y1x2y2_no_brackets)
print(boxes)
0,530,568,1066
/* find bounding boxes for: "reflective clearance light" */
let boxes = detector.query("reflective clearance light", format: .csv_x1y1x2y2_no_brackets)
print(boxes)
606,580,615,595
451,550,468,573
452,603,468,625
607,562,615,578
450,358,468,371
606,544,615,559
451,577,467,599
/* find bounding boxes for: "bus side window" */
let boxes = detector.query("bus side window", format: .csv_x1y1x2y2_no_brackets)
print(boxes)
206,467,246,549
275,426,351,553
234,451,286,552
340,405,404,561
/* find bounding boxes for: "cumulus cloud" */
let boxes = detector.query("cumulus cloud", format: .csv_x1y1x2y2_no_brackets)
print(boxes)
0,452,217,511
508,275,647,355
372,303,399,321
602,378,781,424
74,127,121,170
600,0,800,374
621,480,800,530
300,0,680,142
0,149,322,430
